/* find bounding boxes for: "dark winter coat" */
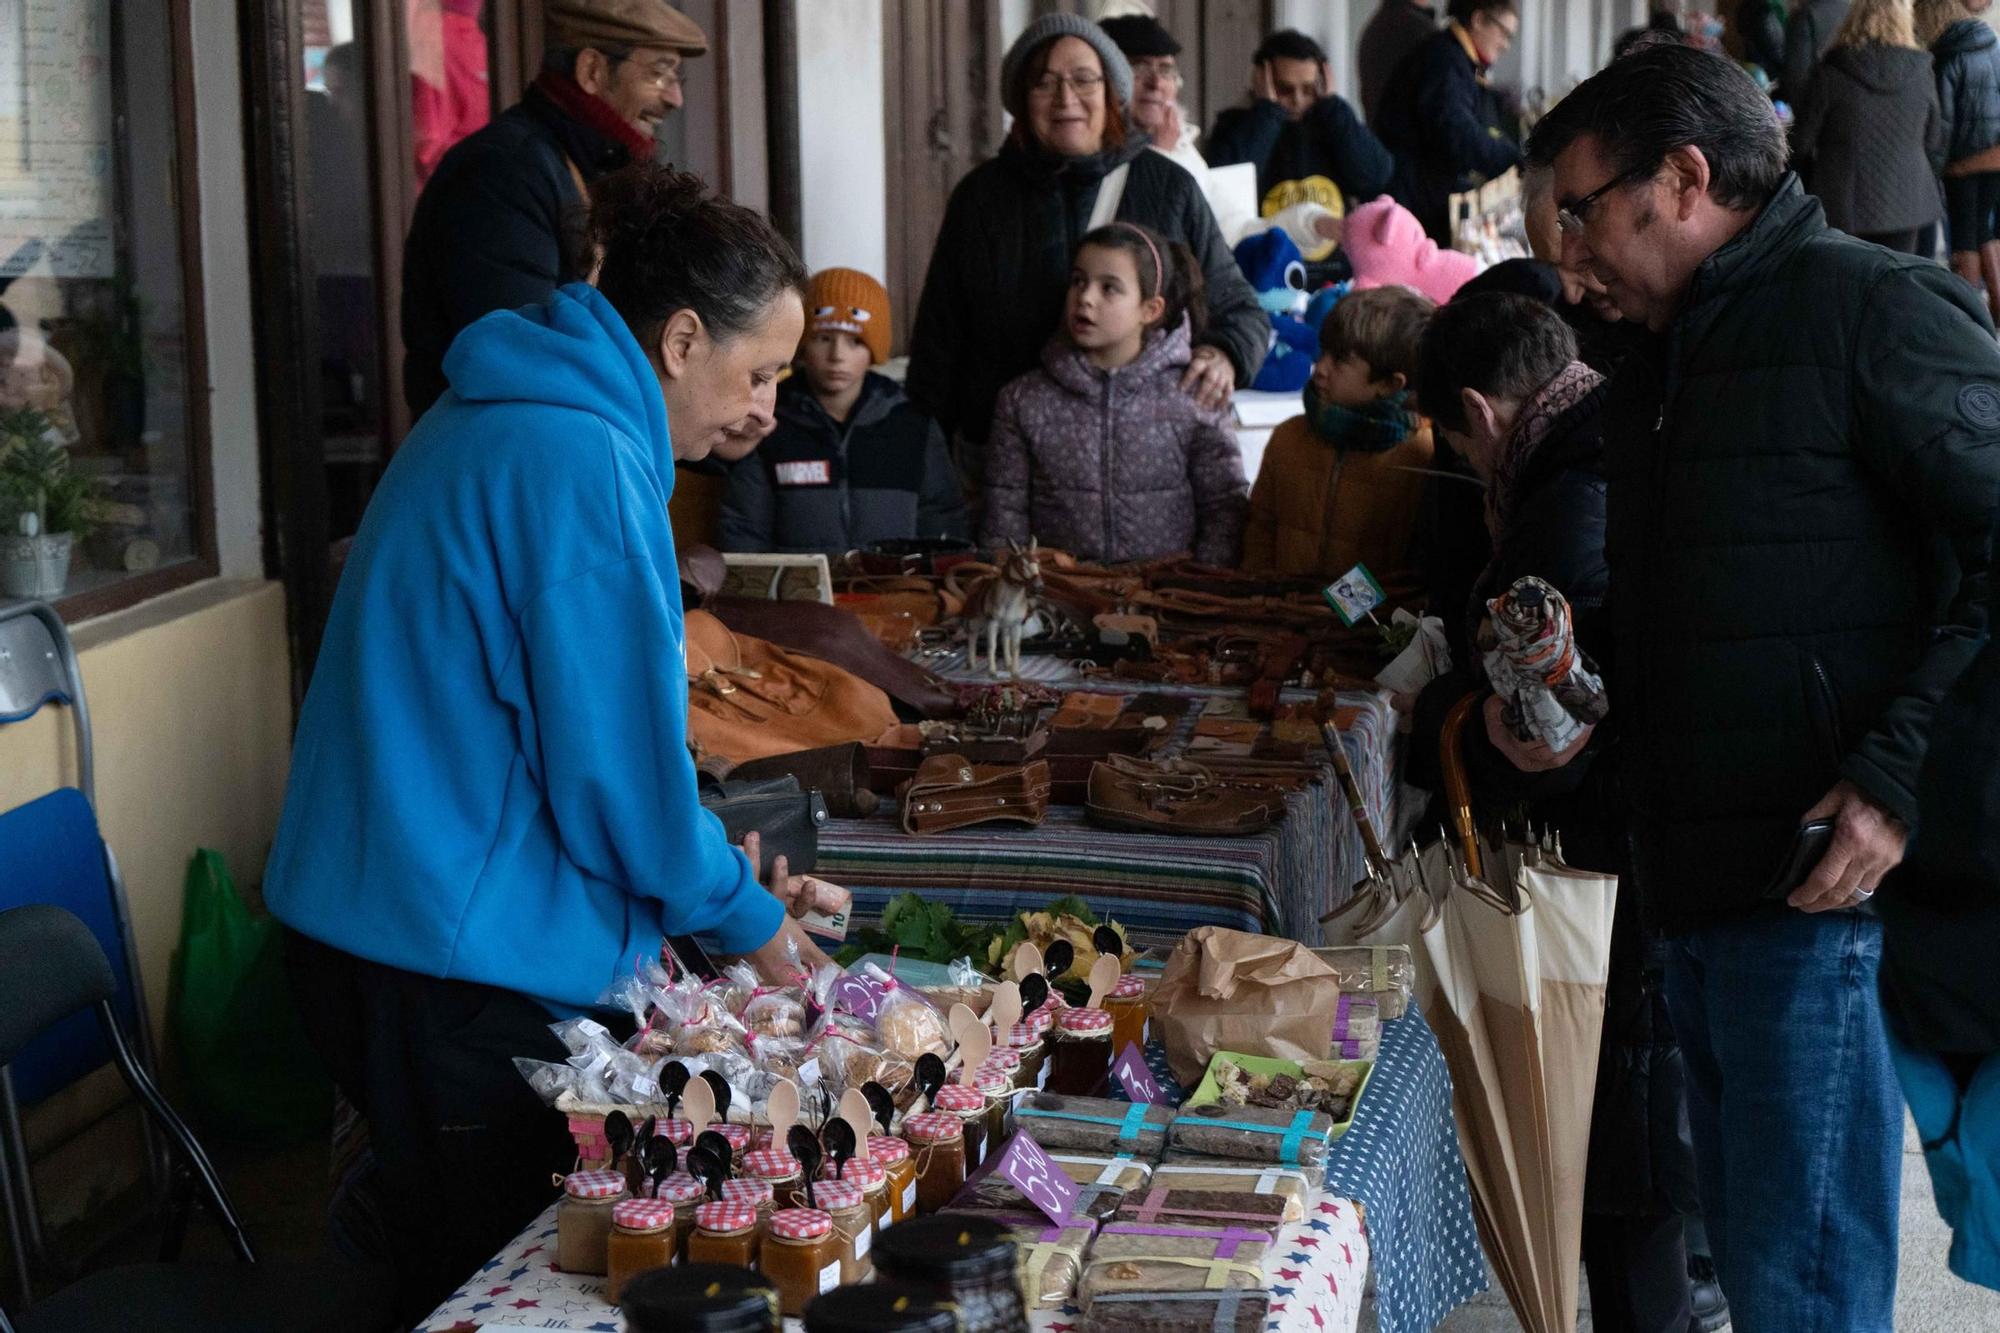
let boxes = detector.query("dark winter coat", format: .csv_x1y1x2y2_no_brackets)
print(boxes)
980,320,1248,565
1357,0,1439,128
1375,28,1522,243
1782,0,1850,98
905,135,1266,473
1884,507,2000,1055
1740,0,1789,81
402,84,630,416
1596,175,2000,935
1933,19,2000,165
1206,97,1395,209
1794,43,1944,235
718,373,968,555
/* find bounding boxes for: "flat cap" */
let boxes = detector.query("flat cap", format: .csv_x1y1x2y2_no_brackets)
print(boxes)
545,0,708,56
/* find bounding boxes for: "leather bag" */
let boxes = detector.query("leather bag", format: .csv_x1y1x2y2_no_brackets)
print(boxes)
900,754,1052,834
1084,755,1286,837
697,774,827,874
724,742,880,819
705,595,958,720
684,610,899,763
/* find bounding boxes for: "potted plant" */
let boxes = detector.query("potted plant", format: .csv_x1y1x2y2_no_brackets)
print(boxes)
0,407,97,599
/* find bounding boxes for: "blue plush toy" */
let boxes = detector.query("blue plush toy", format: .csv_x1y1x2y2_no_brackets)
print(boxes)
1233,229,1319,392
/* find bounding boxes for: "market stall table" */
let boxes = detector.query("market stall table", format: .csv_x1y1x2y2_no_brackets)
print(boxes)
418,1012,1478,1333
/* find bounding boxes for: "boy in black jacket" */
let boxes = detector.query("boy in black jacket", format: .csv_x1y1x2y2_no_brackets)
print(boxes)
721,268,966,554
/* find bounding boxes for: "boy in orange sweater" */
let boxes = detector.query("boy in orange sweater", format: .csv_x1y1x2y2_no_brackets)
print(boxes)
1242,285,1434,603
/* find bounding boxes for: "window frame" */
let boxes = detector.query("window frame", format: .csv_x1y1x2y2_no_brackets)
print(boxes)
47,0,220,623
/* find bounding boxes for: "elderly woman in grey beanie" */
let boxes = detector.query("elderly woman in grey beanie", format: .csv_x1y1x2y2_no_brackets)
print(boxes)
906,12,1265,491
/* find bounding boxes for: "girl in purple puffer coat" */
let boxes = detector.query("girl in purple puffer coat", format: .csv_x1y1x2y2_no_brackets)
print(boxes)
981,223,1249,564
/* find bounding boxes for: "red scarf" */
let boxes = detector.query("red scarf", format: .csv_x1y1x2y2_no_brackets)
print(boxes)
533,69,655,164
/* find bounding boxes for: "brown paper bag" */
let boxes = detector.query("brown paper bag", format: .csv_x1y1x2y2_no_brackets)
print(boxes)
1153,926,1343,1085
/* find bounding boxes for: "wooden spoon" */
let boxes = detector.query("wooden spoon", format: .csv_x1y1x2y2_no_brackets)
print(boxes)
766,1078,799,1151
838,1087,873,1162
959,1019,993,1074
683,1071,716,1139
989,980,1023,1034
1009,941,1044,983
1085,953,1121,1009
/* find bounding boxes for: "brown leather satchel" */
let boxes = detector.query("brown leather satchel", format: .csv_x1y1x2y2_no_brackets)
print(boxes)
725,741,881,819
684,610,899,764
900,754,1052,834
705,595,958,720
1084,755,1286,836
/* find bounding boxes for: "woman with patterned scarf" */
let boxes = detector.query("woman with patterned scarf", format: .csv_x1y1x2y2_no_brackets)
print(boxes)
1409,290,1710,1333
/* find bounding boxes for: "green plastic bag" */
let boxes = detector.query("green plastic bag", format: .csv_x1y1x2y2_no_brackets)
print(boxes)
169,849,330,1142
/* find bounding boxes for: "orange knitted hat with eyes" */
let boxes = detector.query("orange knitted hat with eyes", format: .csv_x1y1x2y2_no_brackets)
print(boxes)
804,268,892,365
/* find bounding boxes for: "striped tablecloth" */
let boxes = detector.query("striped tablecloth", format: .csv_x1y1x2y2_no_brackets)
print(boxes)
823,681,1400,947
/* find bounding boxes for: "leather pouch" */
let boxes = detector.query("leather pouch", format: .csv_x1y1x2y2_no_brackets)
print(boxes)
727,742,880,819
1085,755,1285,837
900,754,1052,834
697,774,827,874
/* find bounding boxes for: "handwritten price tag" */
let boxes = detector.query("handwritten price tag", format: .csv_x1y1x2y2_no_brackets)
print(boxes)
831,974,887,1024
991,1129,1080,1227
1113,1042,1162,1104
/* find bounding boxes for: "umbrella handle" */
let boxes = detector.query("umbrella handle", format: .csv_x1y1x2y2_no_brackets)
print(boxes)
1441,690,1486,880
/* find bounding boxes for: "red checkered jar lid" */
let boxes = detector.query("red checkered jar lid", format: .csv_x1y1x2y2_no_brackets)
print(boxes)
1111,973,1147,1000
710,1123,751,1149
902,1111,963,1144
612,1198,677,1232
741,1148,800,1180
933,1084,984,1112
821,1156,886,1188
653,1173,705,1204
973,1068,1014,1097
978,1049,1023,1072
720,1178,775,1206
812,1179,865,1212
693,1200,760,1233
1057,1006,1113,1034
867,1137,911,1166
657,1118,694,1144
1003,1021,1048,1048
769,1207,832,1241
564,1169,628,1200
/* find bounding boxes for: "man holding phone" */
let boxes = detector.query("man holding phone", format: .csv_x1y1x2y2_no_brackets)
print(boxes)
1526,45,2000,1331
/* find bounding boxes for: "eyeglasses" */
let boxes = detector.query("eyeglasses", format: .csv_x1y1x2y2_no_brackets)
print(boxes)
1132,59,1181,86
1030,70,1106,99
1556,164,1653,236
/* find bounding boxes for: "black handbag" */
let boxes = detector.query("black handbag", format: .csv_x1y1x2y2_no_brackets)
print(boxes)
697,774,827,876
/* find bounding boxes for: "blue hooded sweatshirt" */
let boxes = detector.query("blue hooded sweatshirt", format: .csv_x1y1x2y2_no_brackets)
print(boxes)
264,284,783,1009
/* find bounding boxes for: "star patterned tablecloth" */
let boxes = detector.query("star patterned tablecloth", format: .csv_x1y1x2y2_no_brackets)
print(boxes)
415,1194,1366,1333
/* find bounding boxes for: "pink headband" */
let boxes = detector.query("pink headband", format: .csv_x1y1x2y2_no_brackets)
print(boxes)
1114,222,1163,294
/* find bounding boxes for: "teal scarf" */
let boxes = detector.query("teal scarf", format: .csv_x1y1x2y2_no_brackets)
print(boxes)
1302,384,1418,453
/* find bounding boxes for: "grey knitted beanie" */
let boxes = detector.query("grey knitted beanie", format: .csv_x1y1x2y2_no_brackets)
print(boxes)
999,13,1134,119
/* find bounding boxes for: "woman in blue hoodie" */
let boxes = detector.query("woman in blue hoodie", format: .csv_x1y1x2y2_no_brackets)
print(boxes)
264,165,815,1317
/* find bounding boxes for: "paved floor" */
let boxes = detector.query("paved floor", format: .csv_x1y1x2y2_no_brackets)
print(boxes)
1366,1113,2000,1332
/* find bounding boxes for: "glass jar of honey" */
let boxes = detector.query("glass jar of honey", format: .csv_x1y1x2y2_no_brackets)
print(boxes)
999,1018,1049,1090
687,1199,763,1271
741,1148,804,1211
720,1177,777,1221
653,1172,708,1261
1046,1006,1114,1096
556,1168,629,1276
759,1207,841,1316
711,1122,752,1163
867,1138,919,1224
1105,972,1150,1054
606,1197,680,1302
811,1178,875,1283
901,1111,966,1216
970,1066,1016,1147
822,1154,889,1236
930,1083,990,1171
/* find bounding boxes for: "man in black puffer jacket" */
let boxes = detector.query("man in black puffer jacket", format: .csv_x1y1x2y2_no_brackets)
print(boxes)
1531,44,2000,1331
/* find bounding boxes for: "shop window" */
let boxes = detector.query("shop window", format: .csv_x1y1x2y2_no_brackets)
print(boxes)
0,0,215,617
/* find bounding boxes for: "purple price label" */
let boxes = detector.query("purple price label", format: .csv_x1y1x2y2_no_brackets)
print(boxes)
832,974,886,1024
1113,1042,1162,1104
992,1129,1080,1227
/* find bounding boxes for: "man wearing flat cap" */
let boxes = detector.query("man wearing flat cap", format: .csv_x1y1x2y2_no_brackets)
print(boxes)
401,0,706,416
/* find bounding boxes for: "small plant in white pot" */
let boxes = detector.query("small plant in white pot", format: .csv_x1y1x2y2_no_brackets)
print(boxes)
0,408,97,600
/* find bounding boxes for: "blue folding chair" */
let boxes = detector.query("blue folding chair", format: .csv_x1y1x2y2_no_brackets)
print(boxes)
0,600,167,1302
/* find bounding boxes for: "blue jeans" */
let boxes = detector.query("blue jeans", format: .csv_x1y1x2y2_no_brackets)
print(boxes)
1665,909,1902,1332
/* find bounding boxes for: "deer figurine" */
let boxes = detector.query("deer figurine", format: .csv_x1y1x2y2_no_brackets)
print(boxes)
962,541,1044,677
